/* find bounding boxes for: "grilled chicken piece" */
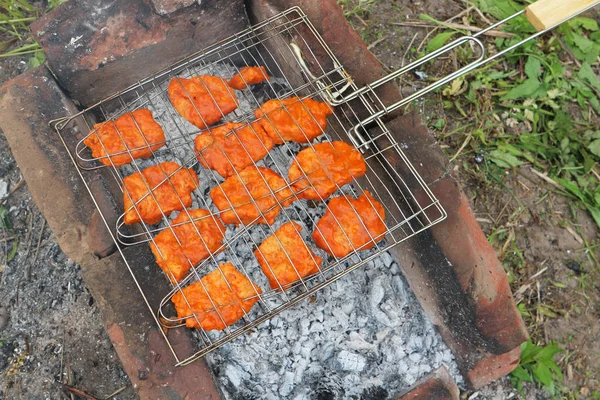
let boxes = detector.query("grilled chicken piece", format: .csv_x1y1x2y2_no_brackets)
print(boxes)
172,262,262,330
228,66,269,90
84,109,165,167
312,191,386,258
194,121,274,179
168,75,239,129
288,141,367,201
123,162,198,225
150,209,225,283
210,166,294,226
254,221,322,289
254,97,333,144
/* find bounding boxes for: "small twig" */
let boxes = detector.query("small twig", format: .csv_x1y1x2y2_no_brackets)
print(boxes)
31,219,46,268
62,384,98,400
416,26,440,53
529,168,561,188
447,5,475,23
67,360,75,400
565,225,584,245
401,32,419,67
529,266,548,281
0,236,16,243
8,178,25,196
473,7,493,25
389,21,515,38
449,130,472,162
23,213,34,280
367,35,389,50
552,32,581,68
104,386,127,400
0,179,25,205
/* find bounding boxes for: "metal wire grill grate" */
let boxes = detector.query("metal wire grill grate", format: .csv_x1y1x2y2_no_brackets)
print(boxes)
53,7,446,366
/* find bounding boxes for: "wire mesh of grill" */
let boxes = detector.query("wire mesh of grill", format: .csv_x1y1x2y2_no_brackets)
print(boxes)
53,6,446,365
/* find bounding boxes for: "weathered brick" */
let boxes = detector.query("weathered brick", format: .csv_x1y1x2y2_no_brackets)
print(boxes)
30,0,248,106
151,0,195,15
467,346,522,389
428,176,528,355
397,367,459,400
0,66,222,399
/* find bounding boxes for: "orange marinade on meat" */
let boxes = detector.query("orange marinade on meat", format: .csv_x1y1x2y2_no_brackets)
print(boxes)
194,121,274,179
312,191,386,258
288,141,367,201
172,262,262,330
254,97,333,144
210,166,294,226
228,66,269,90
150,209,225,283
84,109,165,167
254,221,322,289
123,161,198,225
168,75,239,129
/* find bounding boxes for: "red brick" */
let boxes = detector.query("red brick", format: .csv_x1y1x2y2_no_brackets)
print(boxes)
467,347,521,389
397,367,459,400
30,0,248,106
0,66,222,399
429,176,529,355
151,0,195,15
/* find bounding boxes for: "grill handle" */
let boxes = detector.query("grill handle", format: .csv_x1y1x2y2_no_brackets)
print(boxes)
322,0,600,147
526,0,600,31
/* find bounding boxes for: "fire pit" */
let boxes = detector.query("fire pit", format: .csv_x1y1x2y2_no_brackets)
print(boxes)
0,0,533,398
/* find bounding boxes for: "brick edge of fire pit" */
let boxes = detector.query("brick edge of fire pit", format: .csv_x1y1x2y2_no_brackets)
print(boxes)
0,66,222,400
397,366,460,400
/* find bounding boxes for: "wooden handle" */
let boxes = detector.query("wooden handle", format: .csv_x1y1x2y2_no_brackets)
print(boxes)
525,0,600,31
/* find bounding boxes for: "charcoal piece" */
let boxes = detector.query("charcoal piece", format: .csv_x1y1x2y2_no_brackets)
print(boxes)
361,386,389,400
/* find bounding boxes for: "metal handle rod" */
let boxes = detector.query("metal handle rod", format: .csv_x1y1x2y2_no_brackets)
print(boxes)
333,9,521,107
348,2,599,138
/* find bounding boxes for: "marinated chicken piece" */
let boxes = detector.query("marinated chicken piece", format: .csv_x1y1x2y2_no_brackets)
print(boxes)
228,66,269,90
150,209,225,283
254,97,333,144
210,166,294,226
312,191,386,258
84,109,165,167
123,162,198,225
172,262,262,330
194,121,274,178
288,141,367,201
254,222,322,289
168,75,239,129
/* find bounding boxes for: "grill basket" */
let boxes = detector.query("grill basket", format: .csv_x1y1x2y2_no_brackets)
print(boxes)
53,7,446,365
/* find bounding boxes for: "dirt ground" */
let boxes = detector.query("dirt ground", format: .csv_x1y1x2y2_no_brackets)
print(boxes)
0,0,598,399
0,134,137,399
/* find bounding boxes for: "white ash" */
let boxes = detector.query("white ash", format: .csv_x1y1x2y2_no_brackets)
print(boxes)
0,179,8,200
111,62,462,398
206,254,462,400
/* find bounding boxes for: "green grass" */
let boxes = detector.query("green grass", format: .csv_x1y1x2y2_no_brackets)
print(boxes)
0,0,66,61
417,1,600,396
424,0,600,237
337,0,377,19
511,340,564,397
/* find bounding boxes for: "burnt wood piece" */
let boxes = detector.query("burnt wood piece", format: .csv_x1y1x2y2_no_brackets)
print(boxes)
0,66,222,400
396,367,459,400
30,0,249,107
247,0,528,389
